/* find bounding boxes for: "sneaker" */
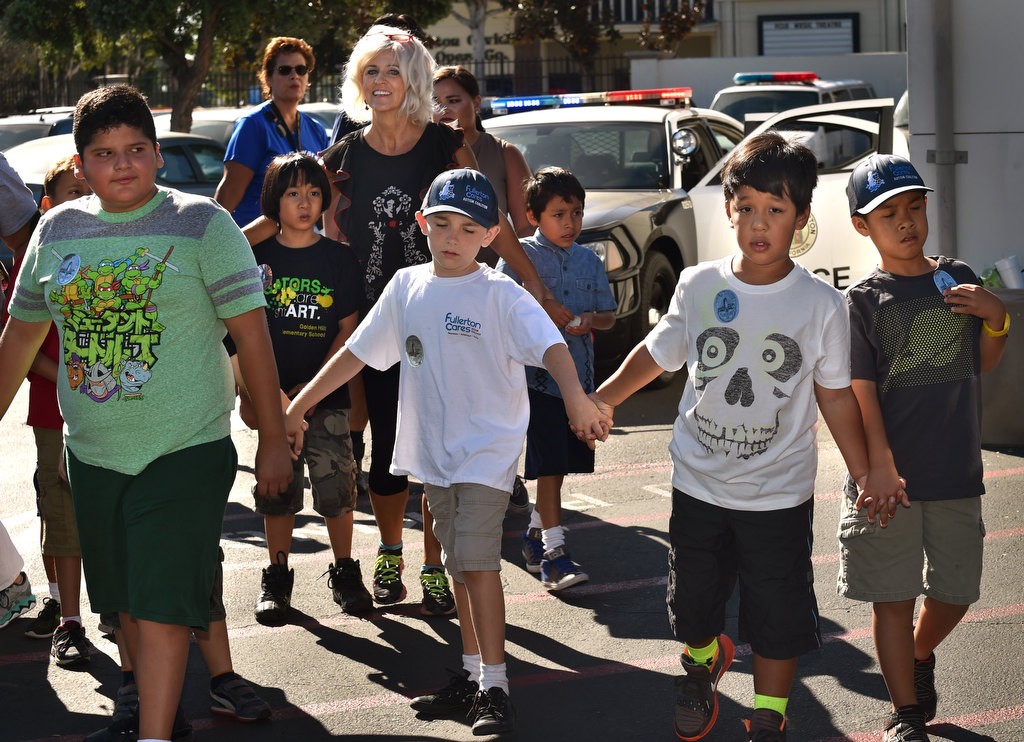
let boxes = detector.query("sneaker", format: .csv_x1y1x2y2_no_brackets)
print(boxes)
521,528,544,574
506,475,530,514
0,572,36,629
673,634,735,741
540,546,589,590
419,568,457,616
372,548,406,605
97,612,119,636
84,701,192,741
112,682,138,727
409,668,479,717
254,563,294,626
24,597,61,639
883,705,930,741
914,653,938,722
51,620,93,667
469,687,516,736
744,708,787,741
210,676,272,722
326,558,373,614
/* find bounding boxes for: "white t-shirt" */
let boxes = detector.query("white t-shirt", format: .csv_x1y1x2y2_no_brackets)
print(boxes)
347,263,565,491
646,257,850,511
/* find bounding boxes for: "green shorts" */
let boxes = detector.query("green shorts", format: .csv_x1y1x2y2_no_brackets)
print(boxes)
424,482,509,582
34,427,81,558
66,437,236,630
837,495,985,604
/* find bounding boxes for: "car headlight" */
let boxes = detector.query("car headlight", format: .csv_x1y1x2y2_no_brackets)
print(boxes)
583,239,624,272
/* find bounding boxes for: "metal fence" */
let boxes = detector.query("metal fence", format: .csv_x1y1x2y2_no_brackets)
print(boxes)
0,55,632,115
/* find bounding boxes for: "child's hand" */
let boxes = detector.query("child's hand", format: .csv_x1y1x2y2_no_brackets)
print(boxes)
283,407,309,458
286,383,317,416
254,439,294,497
566,394,611,450
588,392,615,432
943,284,1006,329
565,312,594,336
854,471,909,527
541,297,575,328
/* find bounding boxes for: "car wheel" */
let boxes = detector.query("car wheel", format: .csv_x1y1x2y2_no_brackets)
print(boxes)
633,250,678,388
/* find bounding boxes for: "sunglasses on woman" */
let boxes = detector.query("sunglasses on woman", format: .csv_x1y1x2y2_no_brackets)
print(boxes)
276,64,309,76
369,32,413,43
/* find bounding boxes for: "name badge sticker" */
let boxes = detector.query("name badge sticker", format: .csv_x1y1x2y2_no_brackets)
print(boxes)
56,254,81,285
714,289,739,323
933,270,957,294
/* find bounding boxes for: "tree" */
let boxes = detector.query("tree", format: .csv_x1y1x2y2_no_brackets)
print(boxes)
449,0,505,93
499,0,619,72
637,1,706,56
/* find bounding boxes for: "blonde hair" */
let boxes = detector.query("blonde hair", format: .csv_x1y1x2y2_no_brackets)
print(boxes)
341,25,435,126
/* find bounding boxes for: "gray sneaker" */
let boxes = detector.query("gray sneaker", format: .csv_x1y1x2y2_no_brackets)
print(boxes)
0,572,35,629
883,706,930,741
210,676,272,722
51,620,94,667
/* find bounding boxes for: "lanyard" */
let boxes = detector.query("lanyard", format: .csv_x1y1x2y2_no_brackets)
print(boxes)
268,101,301,153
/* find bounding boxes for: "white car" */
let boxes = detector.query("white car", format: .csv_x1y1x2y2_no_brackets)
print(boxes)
153,102,332,146
689,97,905,291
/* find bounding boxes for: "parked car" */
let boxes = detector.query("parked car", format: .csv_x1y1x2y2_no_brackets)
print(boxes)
154,103,332,146
689,97,904,292
0,108,75,151
3,131,227,204
710,72,876,125
485,87,745,378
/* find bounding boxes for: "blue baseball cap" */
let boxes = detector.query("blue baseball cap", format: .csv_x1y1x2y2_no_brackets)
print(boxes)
421,168,500,229
847,154,933,216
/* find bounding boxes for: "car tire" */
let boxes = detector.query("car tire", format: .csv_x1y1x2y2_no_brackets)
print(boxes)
633,250,678,389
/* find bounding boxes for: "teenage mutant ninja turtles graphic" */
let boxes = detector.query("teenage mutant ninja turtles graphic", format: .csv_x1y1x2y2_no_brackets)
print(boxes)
49,246,174,403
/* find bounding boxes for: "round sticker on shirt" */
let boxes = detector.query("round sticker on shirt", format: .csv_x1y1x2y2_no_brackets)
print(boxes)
713,289,739,323
258,264,273,291
933,270,957,294
405,335,424,367
56,254,81,285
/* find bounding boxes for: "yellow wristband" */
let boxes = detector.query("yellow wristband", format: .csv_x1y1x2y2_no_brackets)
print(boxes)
983,312,1010,337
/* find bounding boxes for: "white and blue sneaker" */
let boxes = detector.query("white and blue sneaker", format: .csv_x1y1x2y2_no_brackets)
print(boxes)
540,546,589,590
0,572,36,630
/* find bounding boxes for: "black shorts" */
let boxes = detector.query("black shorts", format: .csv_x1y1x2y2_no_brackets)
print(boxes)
361,363,407,496
524,389,595,479
667,489,821,660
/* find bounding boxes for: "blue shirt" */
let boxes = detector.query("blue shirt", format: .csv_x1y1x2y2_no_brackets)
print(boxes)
223,101,329,227
498,231,615,397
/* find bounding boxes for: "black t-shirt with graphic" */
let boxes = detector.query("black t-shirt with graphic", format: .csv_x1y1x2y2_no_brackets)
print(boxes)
252,235,363,410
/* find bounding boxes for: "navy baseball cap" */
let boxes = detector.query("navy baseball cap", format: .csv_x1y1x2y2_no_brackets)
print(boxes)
421,168,500,229
846,154,933,216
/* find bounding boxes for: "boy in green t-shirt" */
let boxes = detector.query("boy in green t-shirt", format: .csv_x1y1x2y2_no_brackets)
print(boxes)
0,85,294,742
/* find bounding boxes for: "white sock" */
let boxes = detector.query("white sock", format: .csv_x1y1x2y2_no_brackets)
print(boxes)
462,653,482,682
481,662,509,694
60,615,82,627
541,525,565,552
528,508,543,531
49,582,60,602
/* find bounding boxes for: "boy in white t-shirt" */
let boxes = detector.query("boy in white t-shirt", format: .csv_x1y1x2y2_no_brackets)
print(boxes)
592,132,903,742
283,168,608,736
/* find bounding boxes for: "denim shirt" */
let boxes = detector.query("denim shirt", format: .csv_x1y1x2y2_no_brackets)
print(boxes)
498,231,615,397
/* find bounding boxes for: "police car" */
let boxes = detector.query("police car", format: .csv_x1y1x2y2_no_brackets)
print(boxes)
710,72,876,124
484,87,746,375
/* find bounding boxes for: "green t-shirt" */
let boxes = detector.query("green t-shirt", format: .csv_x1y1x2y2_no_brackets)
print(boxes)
9,188,265,475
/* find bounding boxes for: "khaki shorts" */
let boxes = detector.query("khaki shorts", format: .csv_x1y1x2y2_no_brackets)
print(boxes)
34,427,81,557
424,482,509,582
837,495,985,604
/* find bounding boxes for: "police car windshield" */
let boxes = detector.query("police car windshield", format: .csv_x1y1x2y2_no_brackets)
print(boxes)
712,90,820,121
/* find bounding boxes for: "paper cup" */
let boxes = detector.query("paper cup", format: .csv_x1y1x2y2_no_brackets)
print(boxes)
995,255,1024,289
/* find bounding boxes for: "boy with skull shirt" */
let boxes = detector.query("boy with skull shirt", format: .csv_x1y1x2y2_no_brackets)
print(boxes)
592,132,902,742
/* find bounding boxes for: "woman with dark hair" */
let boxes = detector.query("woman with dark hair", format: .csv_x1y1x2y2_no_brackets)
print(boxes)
433,65,533,241
215,37,329,227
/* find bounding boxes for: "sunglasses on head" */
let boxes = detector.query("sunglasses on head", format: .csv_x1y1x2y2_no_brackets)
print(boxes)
369,31,413,43
276,64,309,76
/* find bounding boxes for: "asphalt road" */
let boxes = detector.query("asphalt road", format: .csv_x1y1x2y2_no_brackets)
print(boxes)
1,375,1022,742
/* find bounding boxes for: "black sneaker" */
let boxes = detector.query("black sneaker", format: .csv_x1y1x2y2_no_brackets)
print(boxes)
419,568,457,616
506,475,530,514
372,548,406,605
914,653,938,722
326,558,373,614
24,597,61,639
254,563,294,626
673,634,735,740
83,702,192,741
355,470,369,500
469,687,516,736
744,708,787,741
410,668,478,717
51,620,93,667
112,682,138,727
883,705,930,742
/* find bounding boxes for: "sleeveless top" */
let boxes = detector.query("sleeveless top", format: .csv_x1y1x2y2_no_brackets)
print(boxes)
470,132,510,213
320,122,463,306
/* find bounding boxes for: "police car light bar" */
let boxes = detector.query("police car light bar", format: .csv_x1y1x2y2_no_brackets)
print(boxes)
604,87,692,104
732,72,819,85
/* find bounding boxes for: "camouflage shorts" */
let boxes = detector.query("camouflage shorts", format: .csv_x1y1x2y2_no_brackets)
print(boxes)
254,407,357,517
